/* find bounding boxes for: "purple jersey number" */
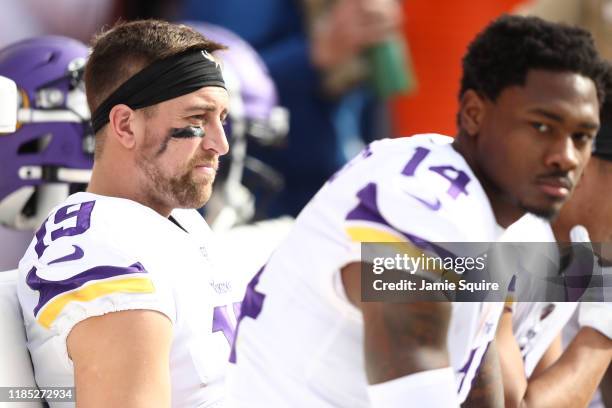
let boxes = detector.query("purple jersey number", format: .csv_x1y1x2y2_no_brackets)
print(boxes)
347,146,471,217
402,146,471,205
34,201,96,259
28,201,96,295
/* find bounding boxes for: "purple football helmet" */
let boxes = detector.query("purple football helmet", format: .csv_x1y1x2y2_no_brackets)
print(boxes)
0,36,93,230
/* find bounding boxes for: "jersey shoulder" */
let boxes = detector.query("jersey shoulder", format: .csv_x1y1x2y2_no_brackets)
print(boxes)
333,135,499,246
17,193,178,332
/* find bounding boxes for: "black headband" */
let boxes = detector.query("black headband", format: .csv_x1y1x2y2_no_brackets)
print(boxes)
91,49,225,133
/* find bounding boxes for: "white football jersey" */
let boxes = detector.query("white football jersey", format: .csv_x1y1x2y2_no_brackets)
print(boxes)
502,214,578,376
228,135,505,407
18,192,242,408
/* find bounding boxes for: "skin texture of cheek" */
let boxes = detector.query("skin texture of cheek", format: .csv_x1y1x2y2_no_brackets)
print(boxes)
478,131,520,198
478,123,563,221
156,135,172,157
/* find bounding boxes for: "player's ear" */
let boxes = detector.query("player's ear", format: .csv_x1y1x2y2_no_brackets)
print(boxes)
459,90,486,137
108,104,137,149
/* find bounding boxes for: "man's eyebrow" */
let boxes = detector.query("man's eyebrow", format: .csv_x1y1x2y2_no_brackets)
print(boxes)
527,108,599,130
182,104,229,117
527,108,563,123
182,104,216,114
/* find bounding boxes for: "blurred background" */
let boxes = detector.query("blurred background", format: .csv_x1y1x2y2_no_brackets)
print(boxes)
1,0,612,222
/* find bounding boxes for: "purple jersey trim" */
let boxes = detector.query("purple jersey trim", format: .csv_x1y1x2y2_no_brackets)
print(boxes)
27,262,149,317
345,182,457,260
229,266,265,363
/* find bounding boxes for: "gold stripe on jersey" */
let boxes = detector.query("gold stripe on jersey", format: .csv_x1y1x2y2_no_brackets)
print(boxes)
37,276,155,329
345,225,406,243
345,225,459,282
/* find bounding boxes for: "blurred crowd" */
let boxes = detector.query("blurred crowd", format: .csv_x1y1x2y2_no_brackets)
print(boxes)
2,0,612,217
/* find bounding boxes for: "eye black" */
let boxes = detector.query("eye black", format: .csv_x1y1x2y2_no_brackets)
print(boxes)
171,126,205,139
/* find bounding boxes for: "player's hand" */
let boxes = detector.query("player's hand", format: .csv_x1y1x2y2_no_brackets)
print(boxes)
310,0,403,69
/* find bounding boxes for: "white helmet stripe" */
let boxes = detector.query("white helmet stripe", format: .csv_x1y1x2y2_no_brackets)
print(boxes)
17,108,83,124
0,76,18,133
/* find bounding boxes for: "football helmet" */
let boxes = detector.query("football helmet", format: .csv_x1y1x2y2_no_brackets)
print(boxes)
0,36,93,230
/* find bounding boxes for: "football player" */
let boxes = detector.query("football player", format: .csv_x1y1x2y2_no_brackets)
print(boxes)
227,15,608,408
17,21,237,407
553,93,612,408
495,78,612,407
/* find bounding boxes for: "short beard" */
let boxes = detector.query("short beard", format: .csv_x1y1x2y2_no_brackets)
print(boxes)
140,155,213,210
137,131,214,210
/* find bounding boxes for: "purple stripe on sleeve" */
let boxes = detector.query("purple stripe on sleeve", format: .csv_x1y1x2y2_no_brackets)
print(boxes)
345,182,457,260
346,183,387,225
27,262,149,317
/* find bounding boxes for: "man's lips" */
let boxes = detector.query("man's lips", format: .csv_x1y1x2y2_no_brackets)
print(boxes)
193,160,218,175
535,175,573,199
